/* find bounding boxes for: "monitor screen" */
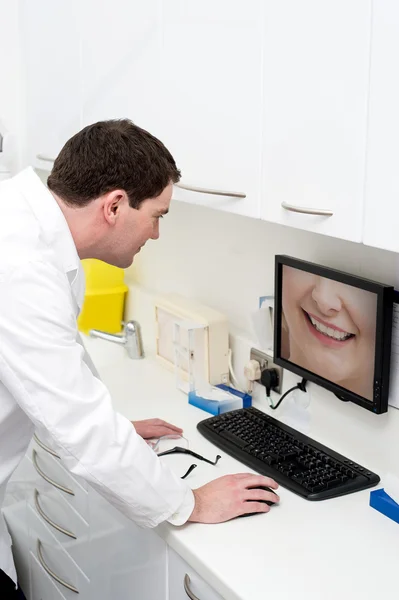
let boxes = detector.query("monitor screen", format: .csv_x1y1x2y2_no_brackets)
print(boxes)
274,256,394,414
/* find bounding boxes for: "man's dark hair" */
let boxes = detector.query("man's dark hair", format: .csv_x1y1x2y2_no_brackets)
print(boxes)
47,119,181,208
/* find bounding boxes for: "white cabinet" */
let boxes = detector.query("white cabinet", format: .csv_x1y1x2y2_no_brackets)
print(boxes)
80,0,163,133
20,0,81,168
157,0,264,219
261,1,372,242
168,547,223,600
4,434,168,600
363,0,399,252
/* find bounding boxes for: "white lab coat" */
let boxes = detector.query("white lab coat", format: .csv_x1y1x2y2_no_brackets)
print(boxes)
0,168,194,585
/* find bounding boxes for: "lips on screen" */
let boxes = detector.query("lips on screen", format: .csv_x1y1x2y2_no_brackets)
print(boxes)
281,265,378,402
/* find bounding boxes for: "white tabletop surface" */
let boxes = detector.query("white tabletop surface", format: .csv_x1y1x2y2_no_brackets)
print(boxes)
83,336,399,600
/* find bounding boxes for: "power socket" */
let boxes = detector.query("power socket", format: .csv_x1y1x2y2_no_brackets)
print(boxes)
250,348,283,394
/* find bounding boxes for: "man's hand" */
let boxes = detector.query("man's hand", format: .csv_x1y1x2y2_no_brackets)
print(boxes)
132,418,183,440
188,474,280,523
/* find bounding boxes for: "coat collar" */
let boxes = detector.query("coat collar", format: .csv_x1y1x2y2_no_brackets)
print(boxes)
15,167,85,309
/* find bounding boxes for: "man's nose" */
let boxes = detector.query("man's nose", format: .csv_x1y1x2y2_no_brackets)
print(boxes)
151,222,160,240
311,279,342,314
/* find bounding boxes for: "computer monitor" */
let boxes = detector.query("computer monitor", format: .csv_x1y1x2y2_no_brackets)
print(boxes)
274,255,394,414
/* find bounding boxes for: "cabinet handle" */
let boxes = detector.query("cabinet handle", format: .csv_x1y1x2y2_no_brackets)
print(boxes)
184,574,200,600
36,540,79,594
36,153,55,163
32,450,75,496
34,489,76,539
175,182,246,199
34,434,60,459
281,201,333,217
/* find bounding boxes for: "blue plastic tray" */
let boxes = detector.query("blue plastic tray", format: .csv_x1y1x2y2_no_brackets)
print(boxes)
370,489,399,525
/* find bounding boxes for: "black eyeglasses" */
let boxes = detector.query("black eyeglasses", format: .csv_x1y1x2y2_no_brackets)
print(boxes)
150,436,221,479
157,446,222,479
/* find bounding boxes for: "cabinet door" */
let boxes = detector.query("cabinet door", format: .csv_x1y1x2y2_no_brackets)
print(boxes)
20,0,81,168
168,547,223,600
157,0,264,218
80,0,162,134
261,1,371,242
363,0,399,251
86,487,168,600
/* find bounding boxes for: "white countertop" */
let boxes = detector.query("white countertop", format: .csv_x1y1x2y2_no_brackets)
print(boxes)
83,336,399,600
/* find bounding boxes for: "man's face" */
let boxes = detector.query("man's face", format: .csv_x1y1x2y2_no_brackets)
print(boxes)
110,183,172,269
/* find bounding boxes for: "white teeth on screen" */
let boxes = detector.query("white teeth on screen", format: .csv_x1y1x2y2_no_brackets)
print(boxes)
309,315,353,341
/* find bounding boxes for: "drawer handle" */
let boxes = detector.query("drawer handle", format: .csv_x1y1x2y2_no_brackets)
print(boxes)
175,182,246,199
34,434,60,459
281,201,333,217
32,450,75,496
36,540,79,594
36,153,55,163
34,489,76,539
184,574,200,600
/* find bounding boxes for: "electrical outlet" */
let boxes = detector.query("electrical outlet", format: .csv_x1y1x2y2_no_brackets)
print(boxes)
250,348,283,394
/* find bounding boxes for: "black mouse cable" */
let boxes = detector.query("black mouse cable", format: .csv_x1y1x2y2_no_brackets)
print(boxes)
266,377,308,410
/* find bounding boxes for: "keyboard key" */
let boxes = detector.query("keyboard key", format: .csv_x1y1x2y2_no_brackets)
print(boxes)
219,429,248,448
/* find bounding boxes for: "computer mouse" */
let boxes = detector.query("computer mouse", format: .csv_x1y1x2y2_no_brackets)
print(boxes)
237,485,278,518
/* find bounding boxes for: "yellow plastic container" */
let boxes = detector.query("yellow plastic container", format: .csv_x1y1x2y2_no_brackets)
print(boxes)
77,259,128,334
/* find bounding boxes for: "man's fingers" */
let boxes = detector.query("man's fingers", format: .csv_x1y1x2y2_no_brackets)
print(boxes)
244,489,280,504
232,473,254,480
232,473,279,490
159,420,183,433
241,502,271,516
246,475,279,490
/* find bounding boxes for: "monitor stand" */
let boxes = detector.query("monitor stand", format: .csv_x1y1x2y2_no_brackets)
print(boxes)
334,393,350,402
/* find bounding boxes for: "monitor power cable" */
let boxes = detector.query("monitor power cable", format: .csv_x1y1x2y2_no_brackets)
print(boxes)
261,371,308,410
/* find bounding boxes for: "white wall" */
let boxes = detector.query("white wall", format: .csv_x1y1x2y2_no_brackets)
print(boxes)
0,0,23,172
127,200,399,336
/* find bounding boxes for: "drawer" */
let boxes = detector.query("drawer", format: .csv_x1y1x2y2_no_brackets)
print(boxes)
33,434,88,491
168,548,223,600
30,553,68,600
28,483,91,576
28,506,90,598
1,500,31,598
30,448,89,523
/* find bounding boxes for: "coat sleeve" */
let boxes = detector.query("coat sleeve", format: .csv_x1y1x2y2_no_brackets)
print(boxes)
0,260,194,527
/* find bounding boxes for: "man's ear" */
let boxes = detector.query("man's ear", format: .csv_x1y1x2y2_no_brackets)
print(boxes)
103,190,128,225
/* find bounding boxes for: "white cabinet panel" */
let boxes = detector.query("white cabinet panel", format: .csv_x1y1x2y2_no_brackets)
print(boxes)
168,547,223,600
80,0,162,133
158,0,263,218
363,0,399,251
261,1,371,242
20,0,81,168
84,488,168,600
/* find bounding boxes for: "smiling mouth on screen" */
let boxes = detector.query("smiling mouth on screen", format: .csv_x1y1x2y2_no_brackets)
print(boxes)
303,310,355,343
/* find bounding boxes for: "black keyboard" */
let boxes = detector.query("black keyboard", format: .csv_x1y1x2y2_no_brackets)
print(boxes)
197,407,380,500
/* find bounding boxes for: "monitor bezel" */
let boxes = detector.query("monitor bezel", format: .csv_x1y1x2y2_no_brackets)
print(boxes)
274,255,393,414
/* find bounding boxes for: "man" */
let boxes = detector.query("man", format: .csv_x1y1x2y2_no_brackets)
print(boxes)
0,120,279,596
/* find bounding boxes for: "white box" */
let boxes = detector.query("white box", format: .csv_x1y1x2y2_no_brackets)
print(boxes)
154,294,229,386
